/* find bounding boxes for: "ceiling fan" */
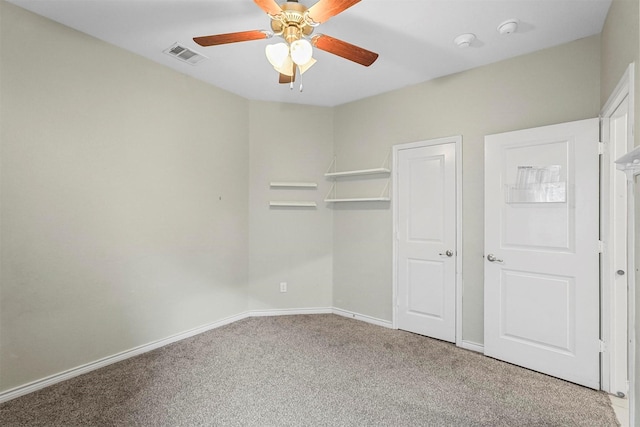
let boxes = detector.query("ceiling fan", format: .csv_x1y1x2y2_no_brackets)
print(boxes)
193,0,378,87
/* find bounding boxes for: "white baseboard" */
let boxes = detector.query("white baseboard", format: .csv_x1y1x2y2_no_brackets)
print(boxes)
0,311,250,404
459,340,484,353
0,307,389,404
332,307,393,329
249,307,333,317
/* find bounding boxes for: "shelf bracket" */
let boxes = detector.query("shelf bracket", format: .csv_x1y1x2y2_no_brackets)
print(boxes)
326,156,337,175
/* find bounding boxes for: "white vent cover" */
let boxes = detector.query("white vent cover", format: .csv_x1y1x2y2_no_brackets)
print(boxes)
163,43,208,65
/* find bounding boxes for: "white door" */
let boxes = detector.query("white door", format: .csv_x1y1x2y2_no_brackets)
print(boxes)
484,118,600,389
395,140,457,342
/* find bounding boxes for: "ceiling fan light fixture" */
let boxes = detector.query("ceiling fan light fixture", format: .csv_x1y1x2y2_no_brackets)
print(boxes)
265,42,289,68
290,39,313,65
298,57,317,75
274,55,295,76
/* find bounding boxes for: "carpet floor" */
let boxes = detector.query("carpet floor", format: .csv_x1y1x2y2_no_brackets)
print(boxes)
0,314,619,426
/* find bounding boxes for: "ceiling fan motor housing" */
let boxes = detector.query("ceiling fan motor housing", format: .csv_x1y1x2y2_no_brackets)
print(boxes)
270,1,314,42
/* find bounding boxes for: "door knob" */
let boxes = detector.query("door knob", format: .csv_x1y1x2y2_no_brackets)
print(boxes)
616,270,625,276
487,254,503,263
439,250,454,257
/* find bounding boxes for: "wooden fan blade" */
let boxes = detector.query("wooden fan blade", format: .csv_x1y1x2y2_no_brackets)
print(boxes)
279,59,297,83
193,30,268,47
279,71,296,84
312,34,378,66
307,0,361,24
254,0,282,16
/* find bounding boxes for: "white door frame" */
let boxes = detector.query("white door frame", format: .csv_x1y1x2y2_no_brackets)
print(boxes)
600,63,634,401
392,136,463,346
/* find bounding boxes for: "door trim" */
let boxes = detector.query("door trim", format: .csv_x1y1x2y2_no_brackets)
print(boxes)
392,136,463,346
600,63,635,405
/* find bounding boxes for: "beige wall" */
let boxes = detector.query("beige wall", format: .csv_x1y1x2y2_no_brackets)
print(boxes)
0,2,250,391
600,0,640,419
248,101,333,311
333,35,601,344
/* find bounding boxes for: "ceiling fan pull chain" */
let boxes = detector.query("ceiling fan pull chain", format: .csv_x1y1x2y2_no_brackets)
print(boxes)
299,66,304,92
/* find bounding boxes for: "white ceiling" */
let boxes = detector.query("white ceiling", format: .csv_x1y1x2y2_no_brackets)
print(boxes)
9,0,612,107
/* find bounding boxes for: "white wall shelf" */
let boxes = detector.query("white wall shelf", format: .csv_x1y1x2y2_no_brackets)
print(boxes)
324,154,391,203
324,155,391,178
269,201,317,207
269,180,317,207
615,145,640,176
324,197,390,203
269,182,318,188
324,168,390,178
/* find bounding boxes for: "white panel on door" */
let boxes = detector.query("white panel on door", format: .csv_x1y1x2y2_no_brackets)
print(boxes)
408,157,444,243
502,140,572,251
407,259,444,319
500,270,575,354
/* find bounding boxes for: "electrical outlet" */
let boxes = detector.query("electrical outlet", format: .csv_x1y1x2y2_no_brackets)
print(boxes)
280,282,287,293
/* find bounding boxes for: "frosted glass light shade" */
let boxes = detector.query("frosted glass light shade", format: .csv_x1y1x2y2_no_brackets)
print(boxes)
290,39,313,65
265,43,289,68
274,55,295,76
298,57,316,75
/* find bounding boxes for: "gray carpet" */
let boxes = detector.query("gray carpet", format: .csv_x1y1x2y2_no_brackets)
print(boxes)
0,314,618,426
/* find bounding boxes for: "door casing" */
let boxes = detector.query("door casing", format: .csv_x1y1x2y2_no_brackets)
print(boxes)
600,63,635,421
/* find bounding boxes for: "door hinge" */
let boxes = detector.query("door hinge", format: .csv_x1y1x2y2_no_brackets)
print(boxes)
598,240,604,253
599,339,607,353
598,142,605,155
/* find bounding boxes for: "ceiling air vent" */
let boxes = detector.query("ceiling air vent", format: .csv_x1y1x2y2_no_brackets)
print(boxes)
163,43,208,65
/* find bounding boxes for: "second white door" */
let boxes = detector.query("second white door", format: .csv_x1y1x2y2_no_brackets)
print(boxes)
484,118,600,389
395,139,457,342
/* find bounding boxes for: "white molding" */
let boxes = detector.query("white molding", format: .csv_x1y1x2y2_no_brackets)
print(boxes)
0,311,250,404
599,63,635,425
332,307,393,328
459,340,484,354
249,307,333,317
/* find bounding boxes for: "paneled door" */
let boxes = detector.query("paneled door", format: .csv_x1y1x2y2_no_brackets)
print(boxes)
395,139,457,343
484,118,600,389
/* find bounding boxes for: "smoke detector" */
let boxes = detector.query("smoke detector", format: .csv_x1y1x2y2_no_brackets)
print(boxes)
454,33,476,48
497,19,519,35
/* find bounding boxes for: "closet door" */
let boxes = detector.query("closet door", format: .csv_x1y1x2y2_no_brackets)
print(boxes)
396,141,457,342
484,118,600,389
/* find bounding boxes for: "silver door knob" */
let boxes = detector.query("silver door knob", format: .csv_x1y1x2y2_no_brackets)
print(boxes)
487,254,503,263
439,250,454,257
617,270,625,276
